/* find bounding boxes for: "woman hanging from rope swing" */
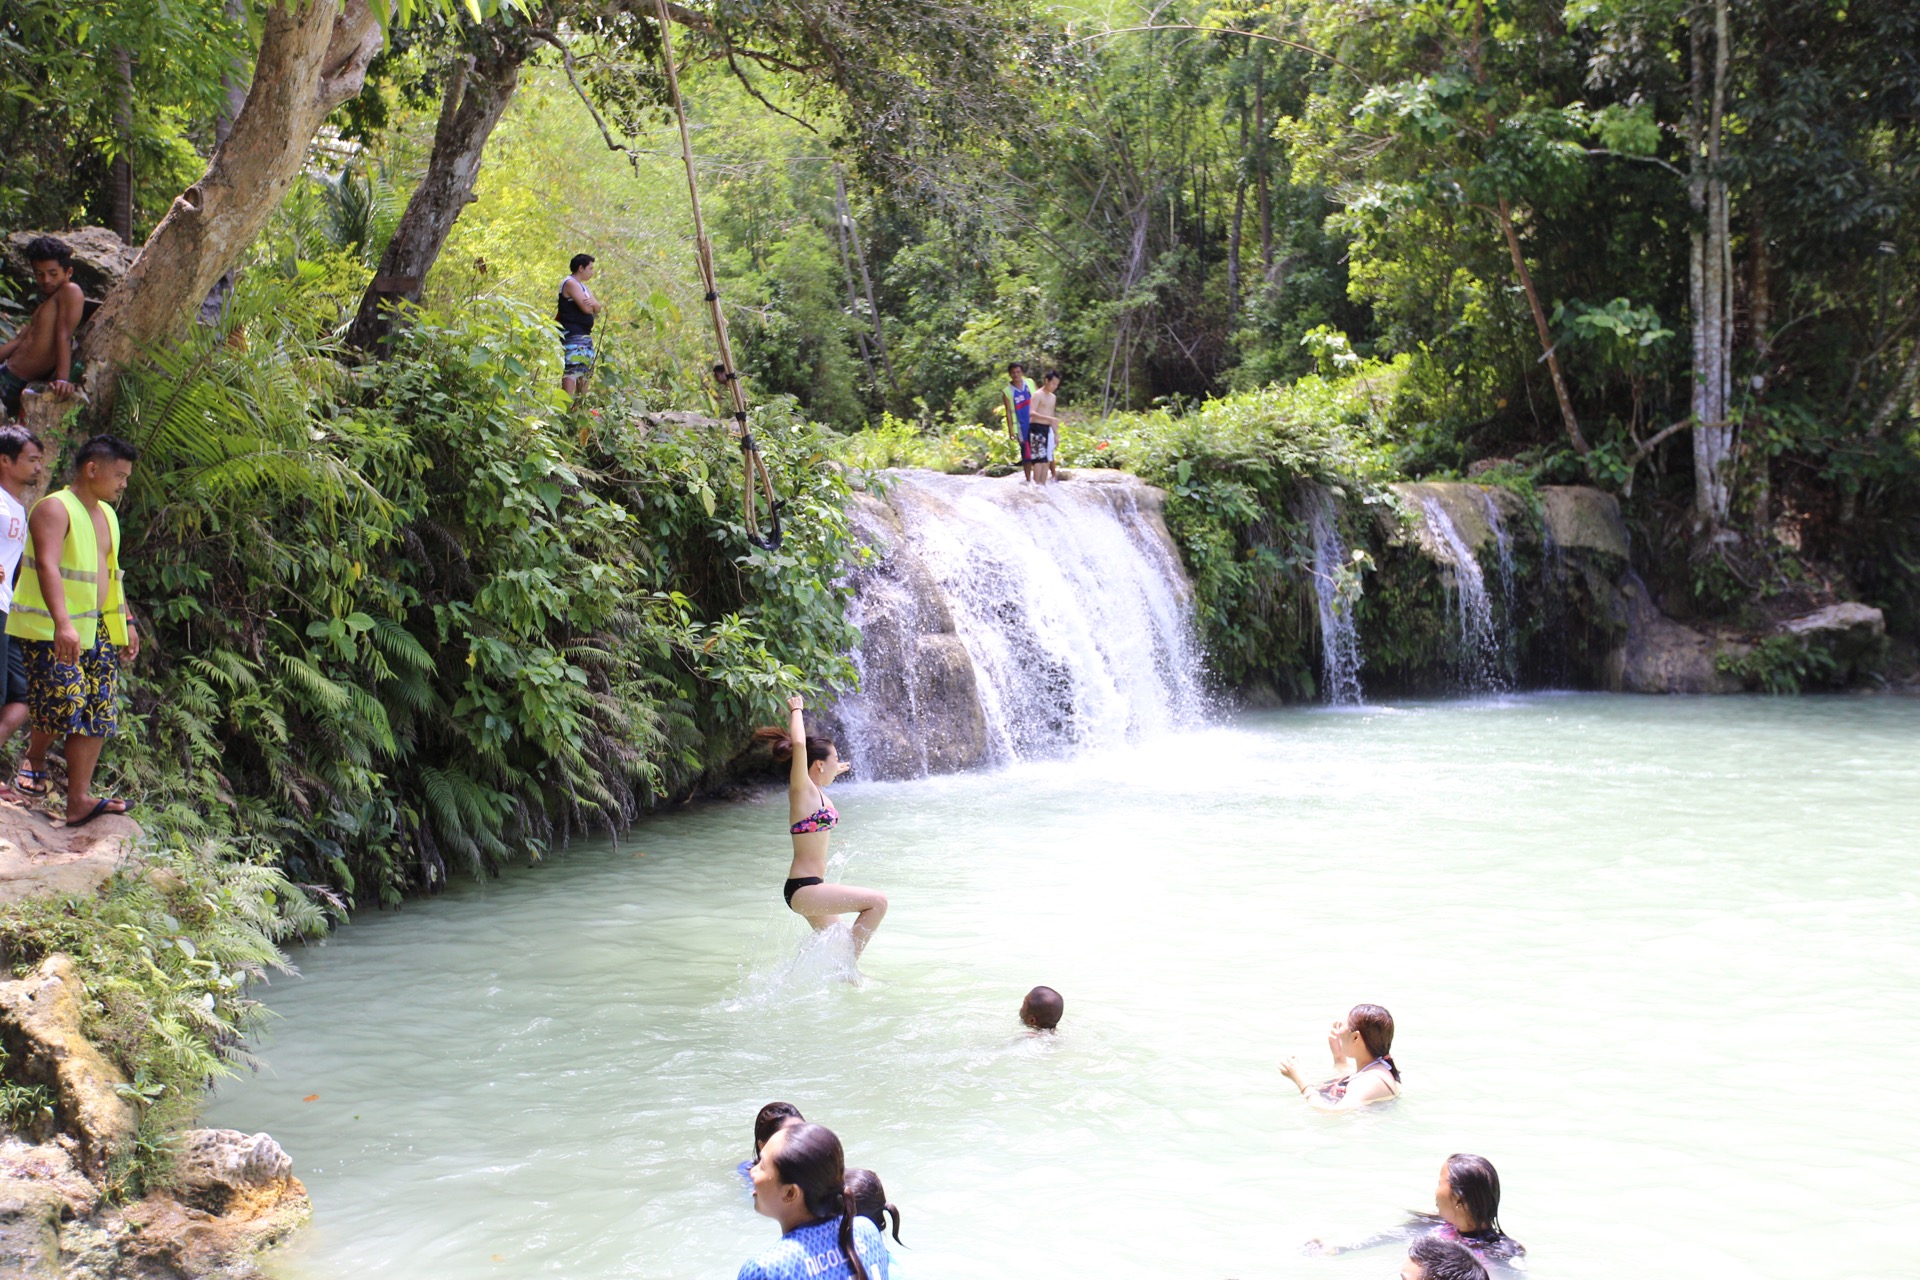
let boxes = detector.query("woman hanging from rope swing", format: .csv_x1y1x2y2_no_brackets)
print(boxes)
653,0,782,551
755,695,888,956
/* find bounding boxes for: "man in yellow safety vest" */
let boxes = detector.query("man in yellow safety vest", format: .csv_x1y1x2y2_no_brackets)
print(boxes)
5,434,141,826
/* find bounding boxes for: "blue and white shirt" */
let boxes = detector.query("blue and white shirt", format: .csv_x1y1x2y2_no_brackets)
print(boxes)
738,1216,891,1280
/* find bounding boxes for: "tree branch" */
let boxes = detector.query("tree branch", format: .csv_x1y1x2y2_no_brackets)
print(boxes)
1073,22,1361,78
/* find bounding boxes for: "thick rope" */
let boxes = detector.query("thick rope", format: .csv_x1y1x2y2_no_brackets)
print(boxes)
653,0,783,551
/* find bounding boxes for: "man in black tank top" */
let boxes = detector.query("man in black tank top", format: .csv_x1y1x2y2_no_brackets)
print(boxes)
557,253,602,396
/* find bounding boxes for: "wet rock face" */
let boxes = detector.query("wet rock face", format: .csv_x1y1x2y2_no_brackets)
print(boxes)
1606,574,1746,694
826,491,991,778
100,1130,309,1280
1539,486,1630,563
0,1139,96,1278
0,956,140,1178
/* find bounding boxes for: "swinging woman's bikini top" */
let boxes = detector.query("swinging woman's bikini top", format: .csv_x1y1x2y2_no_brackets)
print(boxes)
790,793,838,835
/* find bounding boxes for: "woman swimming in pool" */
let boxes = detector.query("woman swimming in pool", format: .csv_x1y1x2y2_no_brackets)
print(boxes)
1309,1153,1525,1271
1279,1003,1402,1110
754,695,888,955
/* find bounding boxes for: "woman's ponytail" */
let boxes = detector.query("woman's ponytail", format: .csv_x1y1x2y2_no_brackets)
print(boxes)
753,725,837,768
752,725,796,762
836,1193,869,1280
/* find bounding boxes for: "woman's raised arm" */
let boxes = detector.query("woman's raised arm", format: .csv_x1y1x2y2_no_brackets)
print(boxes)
786,695,810,797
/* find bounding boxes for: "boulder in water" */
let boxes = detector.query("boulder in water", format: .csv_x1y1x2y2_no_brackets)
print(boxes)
1605,574,1745,694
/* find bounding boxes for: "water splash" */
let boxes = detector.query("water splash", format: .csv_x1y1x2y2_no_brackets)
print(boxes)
1418,496,1506,691
836,471,1206,778
1298,484,1365,704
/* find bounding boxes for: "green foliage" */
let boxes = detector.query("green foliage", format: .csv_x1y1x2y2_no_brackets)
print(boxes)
1053,360,1406,694
0,0,247,232
0,839,325,1193
112,265,860,904
1716,634,1840,695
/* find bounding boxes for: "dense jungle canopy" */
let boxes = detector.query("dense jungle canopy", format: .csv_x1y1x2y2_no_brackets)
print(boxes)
0,0,1916,900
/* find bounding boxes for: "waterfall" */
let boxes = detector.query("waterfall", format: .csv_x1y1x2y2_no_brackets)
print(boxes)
1298,485,1365,704
1479,489,1517,623
1417,496,1507,692
1478,489,1519,685
833,470,1206,780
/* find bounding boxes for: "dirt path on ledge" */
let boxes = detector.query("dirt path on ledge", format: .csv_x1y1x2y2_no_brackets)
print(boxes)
0,799,138,905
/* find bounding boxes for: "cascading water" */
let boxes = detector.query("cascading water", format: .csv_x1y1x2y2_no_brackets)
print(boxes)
1297,484,1365,704
1477,489,1519,685
833,470,1205,779
1418,496,1507,691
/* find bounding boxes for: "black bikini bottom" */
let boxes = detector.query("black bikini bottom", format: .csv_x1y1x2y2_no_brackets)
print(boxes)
783,876,823,907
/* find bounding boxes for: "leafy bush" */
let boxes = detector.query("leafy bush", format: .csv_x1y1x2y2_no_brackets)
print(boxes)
107,270,860,904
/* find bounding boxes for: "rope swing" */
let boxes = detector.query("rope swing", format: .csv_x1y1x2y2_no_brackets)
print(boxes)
652,0,784,552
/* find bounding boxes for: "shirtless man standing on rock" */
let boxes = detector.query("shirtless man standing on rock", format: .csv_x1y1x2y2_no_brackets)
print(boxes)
0,237,85,423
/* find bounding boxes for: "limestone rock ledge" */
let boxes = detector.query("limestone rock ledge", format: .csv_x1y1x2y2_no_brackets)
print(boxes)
0,1130,307,1280
0,958,308,1279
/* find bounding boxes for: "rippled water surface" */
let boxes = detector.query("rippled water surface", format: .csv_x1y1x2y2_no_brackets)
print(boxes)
208,696,1920,1280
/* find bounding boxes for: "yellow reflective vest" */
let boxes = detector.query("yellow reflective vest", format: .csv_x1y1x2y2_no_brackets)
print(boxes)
4,489,129,650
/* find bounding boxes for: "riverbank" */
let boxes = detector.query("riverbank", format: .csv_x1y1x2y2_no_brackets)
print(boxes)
0,832,323,1278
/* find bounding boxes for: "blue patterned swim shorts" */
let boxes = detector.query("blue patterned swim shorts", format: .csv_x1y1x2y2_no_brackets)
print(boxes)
19,637,120,739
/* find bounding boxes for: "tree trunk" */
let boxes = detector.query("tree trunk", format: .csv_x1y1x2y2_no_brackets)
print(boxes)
347,35,526,352
1254,54,1272,273
1496,197,1587,455
839,171,898,397
1689,0,1735,531
82,0,385,418
830,171,880,391
1228,89,1247,327
108,48,135,243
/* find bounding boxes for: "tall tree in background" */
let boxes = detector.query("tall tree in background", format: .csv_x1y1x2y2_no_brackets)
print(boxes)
83,0,388,415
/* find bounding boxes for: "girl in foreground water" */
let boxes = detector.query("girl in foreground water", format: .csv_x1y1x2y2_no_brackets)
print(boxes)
755,695,888,956
741,1123,891,1280
1311,1153,1526,1272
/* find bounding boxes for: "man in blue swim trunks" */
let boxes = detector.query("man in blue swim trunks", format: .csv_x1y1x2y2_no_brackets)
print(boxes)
556,253,602,397
1002,361,1033,481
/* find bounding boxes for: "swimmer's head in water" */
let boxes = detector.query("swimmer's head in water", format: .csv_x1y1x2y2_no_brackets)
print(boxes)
1436,1154,1503,1236
1402,1236,1488,1280
845,1167,903,1243
753,726,849,784
1020,985,1064,1030
1345,1003,1395,1062
752,1101,803,1157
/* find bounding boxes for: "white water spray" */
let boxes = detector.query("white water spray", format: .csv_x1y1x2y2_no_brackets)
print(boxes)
836,470,1205,778
1298,485,1365,704
1418,496,1506,691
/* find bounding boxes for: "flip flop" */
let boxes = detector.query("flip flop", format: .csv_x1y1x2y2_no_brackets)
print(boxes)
63,797,132,828
12,767,49,798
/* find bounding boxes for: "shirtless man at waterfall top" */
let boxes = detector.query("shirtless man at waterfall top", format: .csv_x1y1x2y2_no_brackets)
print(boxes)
0,237,85,422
